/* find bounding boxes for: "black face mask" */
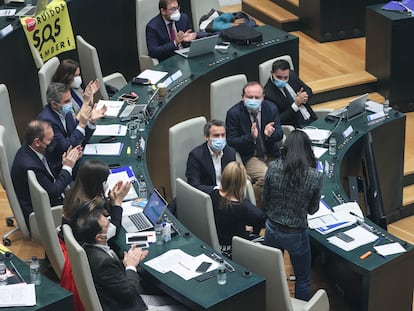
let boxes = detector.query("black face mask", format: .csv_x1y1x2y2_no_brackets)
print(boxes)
45,139,57,153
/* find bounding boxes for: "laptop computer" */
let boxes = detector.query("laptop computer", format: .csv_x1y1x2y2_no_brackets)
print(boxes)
174,35,219,58
122,189,168,233
15,0,48,17
328,93,368,121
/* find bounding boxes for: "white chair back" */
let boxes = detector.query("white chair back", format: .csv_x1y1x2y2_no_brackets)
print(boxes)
38,57,60,107
63,224,103,311
168,116,206,197
176,178,221,252
210,74,247,121
27,170,64,278
136,0,159,71
190,0,221,31
258,55,294,86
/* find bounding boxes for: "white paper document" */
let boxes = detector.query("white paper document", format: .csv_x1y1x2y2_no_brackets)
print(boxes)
0,9,16,16
96,100,124,118
137,69,168,85
144,249,218,280
107,171,138,201
313,146,328,159
327,226,378,251
365,100,384,113
301,128,331,144
121,201,144,216
374,242,407,256
83,142,123,156
0,283,36,307
93,124,127,136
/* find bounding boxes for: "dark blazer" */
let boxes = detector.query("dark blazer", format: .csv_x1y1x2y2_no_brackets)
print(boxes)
264,70,317,128
146,13,192,61
11,144,72,225
186,143,236,194
83,244,147,311
225,100,283,163
37,104,94,170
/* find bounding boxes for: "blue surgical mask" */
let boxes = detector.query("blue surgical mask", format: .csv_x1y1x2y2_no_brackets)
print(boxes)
244,98,261,112
273,78,288,89
61,103,73,116
210,138,226,152
45,139,56,154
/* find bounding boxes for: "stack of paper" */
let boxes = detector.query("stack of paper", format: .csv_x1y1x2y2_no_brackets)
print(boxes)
0,283,36,307
93,124,127,136
107,170,138,201
308,201,361,235
327,226,378,251
145,249,218,280
96,100,124,118
83,142,124,156
137,69,168,85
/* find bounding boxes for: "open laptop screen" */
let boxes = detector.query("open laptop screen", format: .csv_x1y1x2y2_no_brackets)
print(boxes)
143,189,168,225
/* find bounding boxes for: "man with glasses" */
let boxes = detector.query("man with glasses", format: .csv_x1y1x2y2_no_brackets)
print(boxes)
11,120,82,228
37,82,106,170
146,0,198,61
264,59,317,128
225,82,283,208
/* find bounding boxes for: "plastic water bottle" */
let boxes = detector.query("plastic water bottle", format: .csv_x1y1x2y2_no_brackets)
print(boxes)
138,175,148,199
0,260,7,286
217,259,227,285
30,256,41,285
161,221,171,243
328,136,337,156
383,98,390,116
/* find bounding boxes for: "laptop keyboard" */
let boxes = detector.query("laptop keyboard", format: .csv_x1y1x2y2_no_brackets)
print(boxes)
119,104,146,119
129,213,152,231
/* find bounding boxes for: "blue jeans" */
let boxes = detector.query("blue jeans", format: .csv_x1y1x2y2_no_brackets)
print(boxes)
264,219,311,301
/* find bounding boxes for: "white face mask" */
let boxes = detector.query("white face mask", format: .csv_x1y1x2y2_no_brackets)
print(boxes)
71,76,82,89
170,9,181,21
106,222,117,240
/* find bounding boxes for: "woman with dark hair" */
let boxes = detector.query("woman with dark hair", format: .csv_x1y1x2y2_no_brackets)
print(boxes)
62,159,130,240
52,59,100,112
263,129,322,301
210,161,264,247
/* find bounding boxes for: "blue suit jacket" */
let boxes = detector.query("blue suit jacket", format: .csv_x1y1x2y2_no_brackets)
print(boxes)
37,104,94,170
226,100,283,163
186,143,236,194
146,13,192,61
11,144,72,225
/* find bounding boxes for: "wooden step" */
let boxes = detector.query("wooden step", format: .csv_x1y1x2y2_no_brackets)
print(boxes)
403,184,414,207
270,0,300,15
242,0,299,31
312,92,384,110
308,71,377,95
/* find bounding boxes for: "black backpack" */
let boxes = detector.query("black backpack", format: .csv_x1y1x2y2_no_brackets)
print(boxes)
221,24,263,45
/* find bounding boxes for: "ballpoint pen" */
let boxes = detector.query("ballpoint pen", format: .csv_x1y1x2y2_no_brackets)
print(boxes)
178,261,191,271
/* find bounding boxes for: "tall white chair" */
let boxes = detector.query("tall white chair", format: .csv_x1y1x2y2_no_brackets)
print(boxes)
28,170,64,278
258,55,294,86
232,236,330,311
190,0,221,31
176,178,221,252
136,0,159,72
168,116,207,197
76,35,127,101
210,74,247,121
38,56,60,107
63,224,103,311
0,84,30,244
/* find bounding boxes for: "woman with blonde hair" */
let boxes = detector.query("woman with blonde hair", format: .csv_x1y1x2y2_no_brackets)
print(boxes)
210,161,264,246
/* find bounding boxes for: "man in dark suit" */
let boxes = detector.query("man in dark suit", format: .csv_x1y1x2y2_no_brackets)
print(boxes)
186,120,236,194
264,59,317,128
146,0,197,61
226,82,283,208
76,209,187,311
37,82,105,171
11,120,82,227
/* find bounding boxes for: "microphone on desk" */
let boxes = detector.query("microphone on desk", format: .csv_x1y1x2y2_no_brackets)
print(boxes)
323,114,344,148
349,211,374,232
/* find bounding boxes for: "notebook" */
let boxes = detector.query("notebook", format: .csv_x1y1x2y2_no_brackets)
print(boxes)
328,93,368,121
16,0,48,17
174,35,219,58
122,189,168,233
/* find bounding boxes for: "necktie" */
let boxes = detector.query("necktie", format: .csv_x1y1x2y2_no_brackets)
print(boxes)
168,22,176,42
251,111,265,161
41,156,55,180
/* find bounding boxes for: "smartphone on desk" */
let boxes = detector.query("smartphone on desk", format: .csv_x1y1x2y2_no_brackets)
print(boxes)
196,261,212,273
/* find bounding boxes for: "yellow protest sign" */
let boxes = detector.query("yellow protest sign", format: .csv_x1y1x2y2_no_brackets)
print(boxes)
20,0,75,63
